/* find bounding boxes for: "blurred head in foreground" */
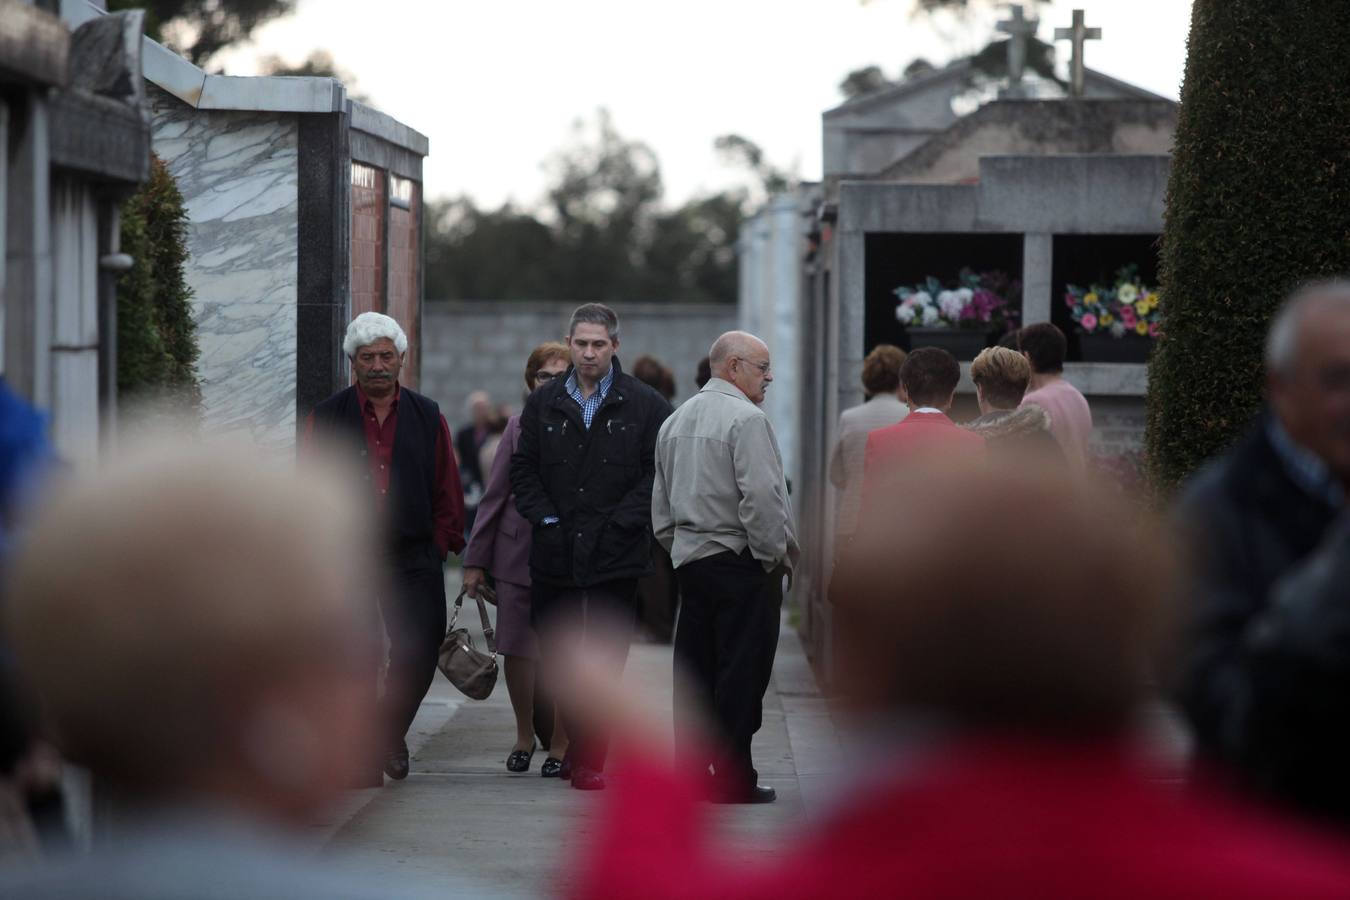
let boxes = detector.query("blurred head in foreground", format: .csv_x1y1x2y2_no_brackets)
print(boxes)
833,456,1176,737
3,444,378,826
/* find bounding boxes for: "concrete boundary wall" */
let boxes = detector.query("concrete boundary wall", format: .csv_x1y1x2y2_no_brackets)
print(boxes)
421,301,738,430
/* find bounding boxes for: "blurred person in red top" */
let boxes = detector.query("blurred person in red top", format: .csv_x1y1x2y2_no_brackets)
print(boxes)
565,457,1350,900
303,312,465,783
862,347,983,500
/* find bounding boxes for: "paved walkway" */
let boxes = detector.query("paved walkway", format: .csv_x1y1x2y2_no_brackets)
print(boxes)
314,573,839,898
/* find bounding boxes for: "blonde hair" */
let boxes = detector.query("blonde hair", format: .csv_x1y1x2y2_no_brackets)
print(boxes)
970,346,1031,410
4,442,375,792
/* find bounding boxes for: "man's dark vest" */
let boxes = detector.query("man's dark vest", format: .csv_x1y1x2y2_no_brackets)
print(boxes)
311,385,441,569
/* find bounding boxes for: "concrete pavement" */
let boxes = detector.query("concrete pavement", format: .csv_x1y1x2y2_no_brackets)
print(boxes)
316,575,839,898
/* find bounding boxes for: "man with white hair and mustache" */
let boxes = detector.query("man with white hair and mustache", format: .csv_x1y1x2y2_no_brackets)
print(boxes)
652,330,798,804
304,312,465,783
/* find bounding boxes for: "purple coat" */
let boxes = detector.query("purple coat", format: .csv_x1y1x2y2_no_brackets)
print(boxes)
463,414,531,586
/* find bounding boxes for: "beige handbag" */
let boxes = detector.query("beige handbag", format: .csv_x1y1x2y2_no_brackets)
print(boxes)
437,587,499,700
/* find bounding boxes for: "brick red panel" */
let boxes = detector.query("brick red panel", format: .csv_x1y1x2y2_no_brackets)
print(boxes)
387,177,421,389
350,162,386,321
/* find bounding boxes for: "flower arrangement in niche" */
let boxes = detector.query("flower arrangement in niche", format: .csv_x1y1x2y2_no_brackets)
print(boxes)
1065,265,1162,339
893,269,1021,332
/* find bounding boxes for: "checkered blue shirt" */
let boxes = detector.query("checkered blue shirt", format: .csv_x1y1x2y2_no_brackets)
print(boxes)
565,366,615,430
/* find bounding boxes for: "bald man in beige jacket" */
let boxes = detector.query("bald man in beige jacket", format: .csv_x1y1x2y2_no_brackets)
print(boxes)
652,331,798,804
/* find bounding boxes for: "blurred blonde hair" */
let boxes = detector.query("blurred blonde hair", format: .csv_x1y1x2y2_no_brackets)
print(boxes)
834,456,1177,734
3,441,376,795
970,346,1032,410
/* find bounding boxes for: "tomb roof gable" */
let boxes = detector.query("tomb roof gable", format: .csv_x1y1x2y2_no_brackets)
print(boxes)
877,97,1178,184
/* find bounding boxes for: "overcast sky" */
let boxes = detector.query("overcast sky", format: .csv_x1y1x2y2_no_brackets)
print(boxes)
216,0,1194,210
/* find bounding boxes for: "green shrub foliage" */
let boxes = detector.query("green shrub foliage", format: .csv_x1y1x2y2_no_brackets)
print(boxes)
1146,1,1350,493
117,156,202,415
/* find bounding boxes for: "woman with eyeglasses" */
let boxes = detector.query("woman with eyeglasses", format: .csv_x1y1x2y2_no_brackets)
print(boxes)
462,342,572,775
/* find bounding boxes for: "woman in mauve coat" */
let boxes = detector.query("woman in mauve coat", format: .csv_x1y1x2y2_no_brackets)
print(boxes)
462,342,571,775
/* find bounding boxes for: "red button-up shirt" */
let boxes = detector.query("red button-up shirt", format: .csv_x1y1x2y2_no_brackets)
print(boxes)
303,384,466,558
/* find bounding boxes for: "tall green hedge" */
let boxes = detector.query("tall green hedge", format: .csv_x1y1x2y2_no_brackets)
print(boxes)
1146,1,1350,492
117,156,202,416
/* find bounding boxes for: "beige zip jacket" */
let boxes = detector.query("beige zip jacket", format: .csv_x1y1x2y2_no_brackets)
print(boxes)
652,378,799,572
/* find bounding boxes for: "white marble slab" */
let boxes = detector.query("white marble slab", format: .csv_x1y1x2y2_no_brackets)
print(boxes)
149,85,298,451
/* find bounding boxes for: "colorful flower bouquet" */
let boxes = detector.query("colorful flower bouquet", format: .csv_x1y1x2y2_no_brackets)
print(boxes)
893,269,1021,333
1065,265,1161,339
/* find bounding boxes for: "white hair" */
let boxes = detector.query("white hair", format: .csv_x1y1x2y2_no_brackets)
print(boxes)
1265,279,1350,377
343,312,408,359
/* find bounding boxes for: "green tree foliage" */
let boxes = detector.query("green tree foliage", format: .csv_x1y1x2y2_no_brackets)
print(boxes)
839,65,892,100
1146,1,1350,492
117,157,202,415
108,0,294,67
425,111,790,304
258,49,369,103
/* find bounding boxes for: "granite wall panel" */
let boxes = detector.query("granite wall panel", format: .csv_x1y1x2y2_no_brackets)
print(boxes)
421,301,738,429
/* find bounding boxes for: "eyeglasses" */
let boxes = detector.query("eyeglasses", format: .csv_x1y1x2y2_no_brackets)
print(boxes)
535,371,561,383
734,357,772,376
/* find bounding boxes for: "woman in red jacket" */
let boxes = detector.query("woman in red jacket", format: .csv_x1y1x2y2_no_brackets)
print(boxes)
566,458,1350,900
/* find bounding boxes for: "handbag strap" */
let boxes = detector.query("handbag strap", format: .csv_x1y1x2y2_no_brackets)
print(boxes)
451,587,498,658
474,587,497,656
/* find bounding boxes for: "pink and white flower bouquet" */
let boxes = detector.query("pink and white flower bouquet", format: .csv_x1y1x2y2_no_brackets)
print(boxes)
894,268,1020,333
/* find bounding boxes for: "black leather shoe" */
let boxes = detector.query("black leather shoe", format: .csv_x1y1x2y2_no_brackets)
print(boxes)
710,784,776,804
383,741,410,781
570,766,606,791
506,744,536,773
540,757,564,778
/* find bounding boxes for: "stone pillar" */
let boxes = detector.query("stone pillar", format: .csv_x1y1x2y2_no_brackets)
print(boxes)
4,96,53,407
835,228,865,419
296,110,352,425
766,193,802,487
49,177,101,468
1022,232,1053,325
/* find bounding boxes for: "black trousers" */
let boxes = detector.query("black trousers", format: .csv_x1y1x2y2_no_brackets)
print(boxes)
380,564,447,748
533,579,637,774
637,542,679,643
674,550,781,791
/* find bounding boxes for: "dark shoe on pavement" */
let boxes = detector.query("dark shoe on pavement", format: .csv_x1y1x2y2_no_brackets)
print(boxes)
559,757,572,781
348,767,385,789
384,741,410,781
570,767,606,791
710,784,776,804
540,756,564,778
506,744,537,773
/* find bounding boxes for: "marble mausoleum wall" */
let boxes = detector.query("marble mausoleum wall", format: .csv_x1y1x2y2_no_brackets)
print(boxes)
148,85,299,449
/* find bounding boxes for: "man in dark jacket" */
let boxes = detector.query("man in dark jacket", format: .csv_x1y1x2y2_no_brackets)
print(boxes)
1178,279,1350,828
304,312,465,783
511,303,671,791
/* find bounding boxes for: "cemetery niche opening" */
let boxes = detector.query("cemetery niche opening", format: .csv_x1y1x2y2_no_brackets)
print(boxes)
864,232,1024,358
1051,233,1161,364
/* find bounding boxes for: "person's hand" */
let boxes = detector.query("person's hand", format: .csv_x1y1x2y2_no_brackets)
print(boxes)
462,566,488,599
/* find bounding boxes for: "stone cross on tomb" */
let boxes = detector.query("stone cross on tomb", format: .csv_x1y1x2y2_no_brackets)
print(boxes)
1055,9,1102,98
997,4,1039,98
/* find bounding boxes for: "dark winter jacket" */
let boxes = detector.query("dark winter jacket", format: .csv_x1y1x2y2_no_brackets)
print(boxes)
510,358,672,588
963,405,1064,463
1177,416,1349,825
